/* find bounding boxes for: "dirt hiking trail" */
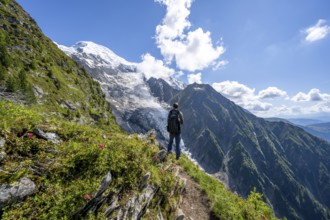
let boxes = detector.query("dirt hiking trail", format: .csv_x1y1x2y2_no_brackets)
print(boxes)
177,167,219,220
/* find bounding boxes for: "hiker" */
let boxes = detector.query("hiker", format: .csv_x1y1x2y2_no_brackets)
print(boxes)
167,102,184,160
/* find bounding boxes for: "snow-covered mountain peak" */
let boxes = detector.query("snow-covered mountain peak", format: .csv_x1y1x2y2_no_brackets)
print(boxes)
59,41,134,69
58,41,185,90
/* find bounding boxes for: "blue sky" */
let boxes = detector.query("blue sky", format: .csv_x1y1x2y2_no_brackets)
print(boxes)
17,0,330,120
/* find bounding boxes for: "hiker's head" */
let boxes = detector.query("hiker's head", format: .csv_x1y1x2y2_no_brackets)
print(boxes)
173,103,179,109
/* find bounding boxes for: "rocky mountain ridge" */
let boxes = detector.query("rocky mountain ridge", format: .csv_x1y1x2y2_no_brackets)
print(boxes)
166,82,330,220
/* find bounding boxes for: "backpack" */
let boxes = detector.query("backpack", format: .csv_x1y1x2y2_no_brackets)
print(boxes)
167,110,180,133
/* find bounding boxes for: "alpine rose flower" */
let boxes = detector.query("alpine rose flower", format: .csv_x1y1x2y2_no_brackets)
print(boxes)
83,194,92,200
27,133,33,137
99,143,105,149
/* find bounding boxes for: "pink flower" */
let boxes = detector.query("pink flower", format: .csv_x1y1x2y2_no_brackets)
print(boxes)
83,194,92,200
99,144,105,149
27,133,33,137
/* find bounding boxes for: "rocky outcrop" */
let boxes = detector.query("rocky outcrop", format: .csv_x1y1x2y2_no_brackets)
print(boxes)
0,177,36,209
33,127,61,144
116,184,159,220
71,172,112,218
147,77,181,103
0,138,5,149
0,152,6,163
0,138,5,163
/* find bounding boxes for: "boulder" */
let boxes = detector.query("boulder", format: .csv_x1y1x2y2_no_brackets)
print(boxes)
71,172,112,218
139,171,151,190
175,208,185,220
32,86,44,98
0,138,5,149
0,177,36,209
33,128,61,144
0,151,6,163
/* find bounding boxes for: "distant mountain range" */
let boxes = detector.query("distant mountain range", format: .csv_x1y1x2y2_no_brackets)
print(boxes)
303,122,330,142
266,118,330,142
60,42,330,220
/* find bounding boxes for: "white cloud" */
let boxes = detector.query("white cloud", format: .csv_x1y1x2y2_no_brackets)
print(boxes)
187,72,202,84
212,81,330,118
137,53,175,80
304,19,330,43
212,81,255,100
258,87,288,99
155,0,225,72
175,70,185,78
291,88,330,102
155,0,192,40
212,60,229,71
310,102,330,113
212,81,273,112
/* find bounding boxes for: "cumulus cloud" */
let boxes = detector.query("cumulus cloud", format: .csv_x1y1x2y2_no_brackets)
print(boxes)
187,72,202,84
258,87,288,99
155,0,225,72
212,81,255,100
212,81,330,118
291,88,330,102
304,19,330,43
212,81,273,112
137,53,175,80
310,102,330,113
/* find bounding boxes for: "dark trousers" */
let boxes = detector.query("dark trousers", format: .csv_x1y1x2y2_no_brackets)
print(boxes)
167,133,181,159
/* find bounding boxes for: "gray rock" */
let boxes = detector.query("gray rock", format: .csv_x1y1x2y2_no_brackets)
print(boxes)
138,129,158,144
175,208,185,220
116,185,158,220
0,151,6,163
60,101,77,111
0,138,5,149
33,128,61,144
0,177,36,209
32,86,44,98
104,195,119,217
72,172,112,218
95,172,111,197
157,149,167,162
157,205,165,220
139,171,151,190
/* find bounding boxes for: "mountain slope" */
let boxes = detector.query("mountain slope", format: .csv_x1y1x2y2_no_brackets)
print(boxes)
266,118,330,143
302,122,330,142
147,77,180,103
0,1,113,125
173,83,330,220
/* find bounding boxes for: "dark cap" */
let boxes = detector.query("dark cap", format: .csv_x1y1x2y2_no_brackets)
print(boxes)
173,103,179,109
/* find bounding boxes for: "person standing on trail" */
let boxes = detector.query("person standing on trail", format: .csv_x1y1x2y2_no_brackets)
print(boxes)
167,102,184,160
